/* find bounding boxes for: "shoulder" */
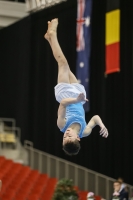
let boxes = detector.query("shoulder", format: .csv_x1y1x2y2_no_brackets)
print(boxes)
120,189,128,195
119,189,128,199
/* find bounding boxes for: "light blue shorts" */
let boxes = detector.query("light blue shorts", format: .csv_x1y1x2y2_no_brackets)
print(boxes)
54,83,86,104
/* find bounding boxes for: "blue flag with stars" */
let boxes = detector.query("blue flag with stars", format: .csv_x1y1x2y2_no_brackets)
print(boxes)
76,0,92,112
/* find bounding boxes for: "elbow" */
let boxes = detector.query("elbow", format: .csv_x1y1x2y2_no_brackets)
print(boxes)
93,115,99,119
60,100,67,107
92,115,100,124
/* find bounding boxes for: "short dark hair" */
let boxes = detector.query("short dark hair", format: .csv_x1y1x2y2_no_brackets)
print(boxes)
117,177,124,182
63,140,81,156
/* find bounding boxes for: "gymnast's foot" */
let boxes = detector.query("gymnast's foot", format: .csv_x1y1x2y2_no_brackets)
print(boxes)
44,18,58,42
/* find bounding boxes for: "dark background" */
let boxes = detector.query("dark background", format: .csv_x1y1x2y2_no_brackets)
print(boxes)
8,0,25,2
0,0,133,184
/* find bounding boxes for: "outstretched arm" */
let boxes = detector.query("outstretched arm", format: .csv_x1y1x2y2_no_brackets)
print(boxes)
83,115,108,138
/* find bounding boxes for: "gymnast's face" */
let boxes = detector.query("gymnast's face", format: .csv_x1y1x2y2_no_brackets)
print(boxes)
63,128,80,145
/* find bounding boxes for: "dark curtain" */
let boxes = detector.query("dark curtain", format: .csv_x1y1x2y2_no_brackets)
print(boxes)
0,0,133,184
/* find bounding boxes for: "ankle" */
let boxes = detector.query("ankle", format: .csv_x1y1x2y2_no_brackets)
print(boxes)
49,30,56,36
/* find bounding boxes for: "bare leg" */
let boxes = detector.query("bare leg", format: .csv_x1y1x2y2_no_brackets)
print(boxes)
69,71,78,83
45,19,70,83
45,19,78,84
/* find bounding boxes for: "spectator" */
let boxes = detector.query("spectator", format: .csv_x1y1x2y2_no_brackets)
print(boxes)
110,181,128,200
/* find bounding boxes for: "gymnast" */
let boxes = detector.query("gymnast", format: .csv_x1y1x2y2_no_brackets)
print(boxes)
44,18,108,155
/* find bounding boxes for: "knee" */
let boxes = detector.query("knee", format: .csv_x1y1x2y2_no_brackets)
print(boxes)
58,57,68,67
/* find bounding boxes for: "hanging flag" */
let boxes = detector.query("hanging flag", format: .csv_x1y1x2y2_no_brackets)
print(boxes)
105,0,120,74
76,0,92,112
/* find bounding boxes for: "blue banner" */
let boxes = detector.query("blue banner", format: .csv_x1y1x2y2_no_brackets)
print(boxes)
76,0,92,112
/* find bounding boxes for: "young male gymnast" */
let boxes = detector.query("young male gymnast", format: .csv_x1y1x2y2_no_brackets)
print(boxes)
44,18,108,155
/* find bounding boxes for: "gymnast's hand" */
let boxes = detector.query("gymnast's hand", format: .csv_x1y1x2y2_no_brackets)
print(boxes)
76,93,88,103
99,125,108,138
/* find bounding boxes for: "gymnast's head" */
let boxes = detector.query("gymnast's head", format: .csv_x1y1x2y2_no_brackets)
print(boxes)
62,128,81,155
